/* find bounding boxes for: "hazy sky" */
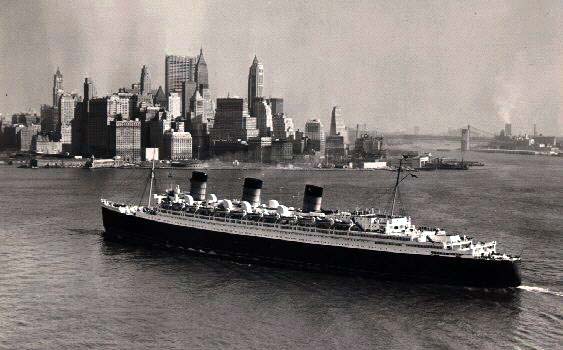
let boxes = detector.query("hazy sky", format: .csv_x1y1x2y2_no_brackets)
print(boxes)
0,0,561,134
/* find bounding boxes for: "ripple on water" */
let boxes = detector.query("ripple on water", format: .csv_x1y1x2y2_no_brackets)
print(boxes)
0,157,562,350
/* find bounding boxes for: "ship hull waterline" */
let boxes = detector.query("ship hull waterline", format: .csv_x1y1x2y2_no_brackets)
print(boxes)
102,207,521,288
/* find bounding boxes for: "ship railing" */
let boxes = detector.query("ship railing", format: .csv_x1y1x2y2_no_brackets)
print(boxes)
157,208,357,236
155,208,446,246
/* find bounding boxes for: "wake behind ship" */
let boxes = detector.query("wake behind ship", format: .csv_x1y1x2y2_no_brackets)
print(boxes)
101,167,521,288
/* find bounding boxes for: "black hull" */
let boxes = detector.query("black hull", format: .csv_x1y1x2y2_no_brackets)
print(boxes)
102,207,521,288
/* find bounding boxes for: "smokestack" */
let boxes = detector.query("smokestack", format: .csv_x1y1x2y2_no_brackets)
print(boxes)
242,178,263,207
302,185,323,213
533,123,537,137
190,171,208,201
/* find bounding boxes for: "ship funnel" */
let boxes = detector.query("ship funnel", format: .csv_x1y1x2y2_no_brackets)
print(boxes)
189,171,208,201
242,178,263,207
302,185,323,213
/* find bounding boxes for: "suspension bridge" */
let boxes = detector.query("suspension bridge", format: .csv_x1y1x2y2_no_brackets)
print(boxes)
385,124,497,150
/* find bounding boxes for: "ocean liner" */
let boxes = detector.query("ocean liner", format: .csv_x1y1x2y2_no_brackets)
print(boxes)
101,163,521,288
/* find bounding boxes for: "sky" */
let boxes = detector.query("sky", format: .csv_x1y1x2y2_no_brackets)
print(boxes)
0,0,561,135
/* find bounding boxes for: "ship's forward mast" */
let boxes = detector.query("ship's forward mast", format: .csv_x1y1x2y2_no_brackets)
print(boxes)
390,156,418,217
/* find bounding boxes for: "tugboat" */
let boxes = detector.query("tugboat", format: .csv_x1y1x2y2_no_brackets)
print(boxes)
101,160,521,288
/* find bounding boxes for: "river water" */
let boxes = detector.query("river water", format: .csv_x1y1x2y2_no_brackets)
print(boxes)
0,152,561,349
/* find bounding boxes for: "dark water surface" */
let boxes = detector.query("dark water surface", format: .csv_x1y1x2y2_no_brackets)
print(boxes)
1,152,562,349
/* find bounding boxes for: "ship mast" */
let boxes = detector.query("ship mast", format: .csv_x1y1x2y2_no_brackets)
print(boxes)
390,158,402,217
147,159,155,207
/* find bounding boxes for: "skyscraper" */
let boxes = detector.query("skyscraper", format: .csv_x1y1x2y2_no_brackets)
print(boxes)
109,119,142,162
329,106,346,142
140,65,151,95
254,97,272,137
325,135,346,163
190,89,205,119
153,86,167,108
247,55,264,116
40,104,57,134
305,119,325,154
85,97,112,157
72,79,93,156
53,67,64,108
168,92,181,118
195,48,208,92
268,98,283,115
59,93,77,148
504,123,512,137
272,114,294,140
182,81,198,121
163,130,192,160
83,77,96,114
211,97,258,142
165,55,196,95
107,93,133,120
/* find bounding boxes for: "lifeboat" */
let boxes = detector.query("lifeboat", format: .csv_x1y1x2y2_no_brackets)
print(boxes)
245,212,264,221
333,219,353,231
315,218,335,229
262,212,280,223
297,216,316,226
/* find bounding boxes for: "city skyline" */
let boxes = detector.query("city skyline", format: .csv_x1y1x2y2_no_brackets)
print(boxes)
0,0,561,135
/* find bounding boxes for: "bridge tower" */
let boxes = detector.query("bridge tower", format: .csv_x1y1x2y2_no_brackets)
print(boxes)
461,125,471,151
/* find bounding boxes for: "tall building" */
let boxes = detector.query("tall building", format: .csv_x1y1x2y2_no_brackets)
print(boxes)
504,123,512,137
17,124,42,152
83,77,96,114
247,55,264,116
145,113,172,157
168,92,181,118
109,119,141,162
254,97,272,137
195,48,208,92
72,77,95,156
248,137,272,163
140,65,151,95
305,119,325,154
40,104,57,134
325,135,346,164
53,67,64,108
85,97,117,157
329,106,346,143
272,113,294,140
107,93,133,119
59,93,77,149
153,86,167,108
201,88,214,124
292,130,307,155
191,89,205,119
12,112,40,126
165,55,196,95
268,98,283,115
211,97,259,142
195,48,214,127
186,88,211,159
270,139,293,163
182,81,198,121
163,130,192,160
353,134,384,161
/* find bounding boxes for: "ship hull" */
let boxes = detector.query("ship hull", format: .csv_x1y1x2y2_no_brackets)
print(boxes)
102,207,521,288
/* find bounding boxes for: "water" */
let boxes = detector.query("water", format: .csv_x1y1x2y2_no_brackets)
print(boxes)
1,152,562,349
